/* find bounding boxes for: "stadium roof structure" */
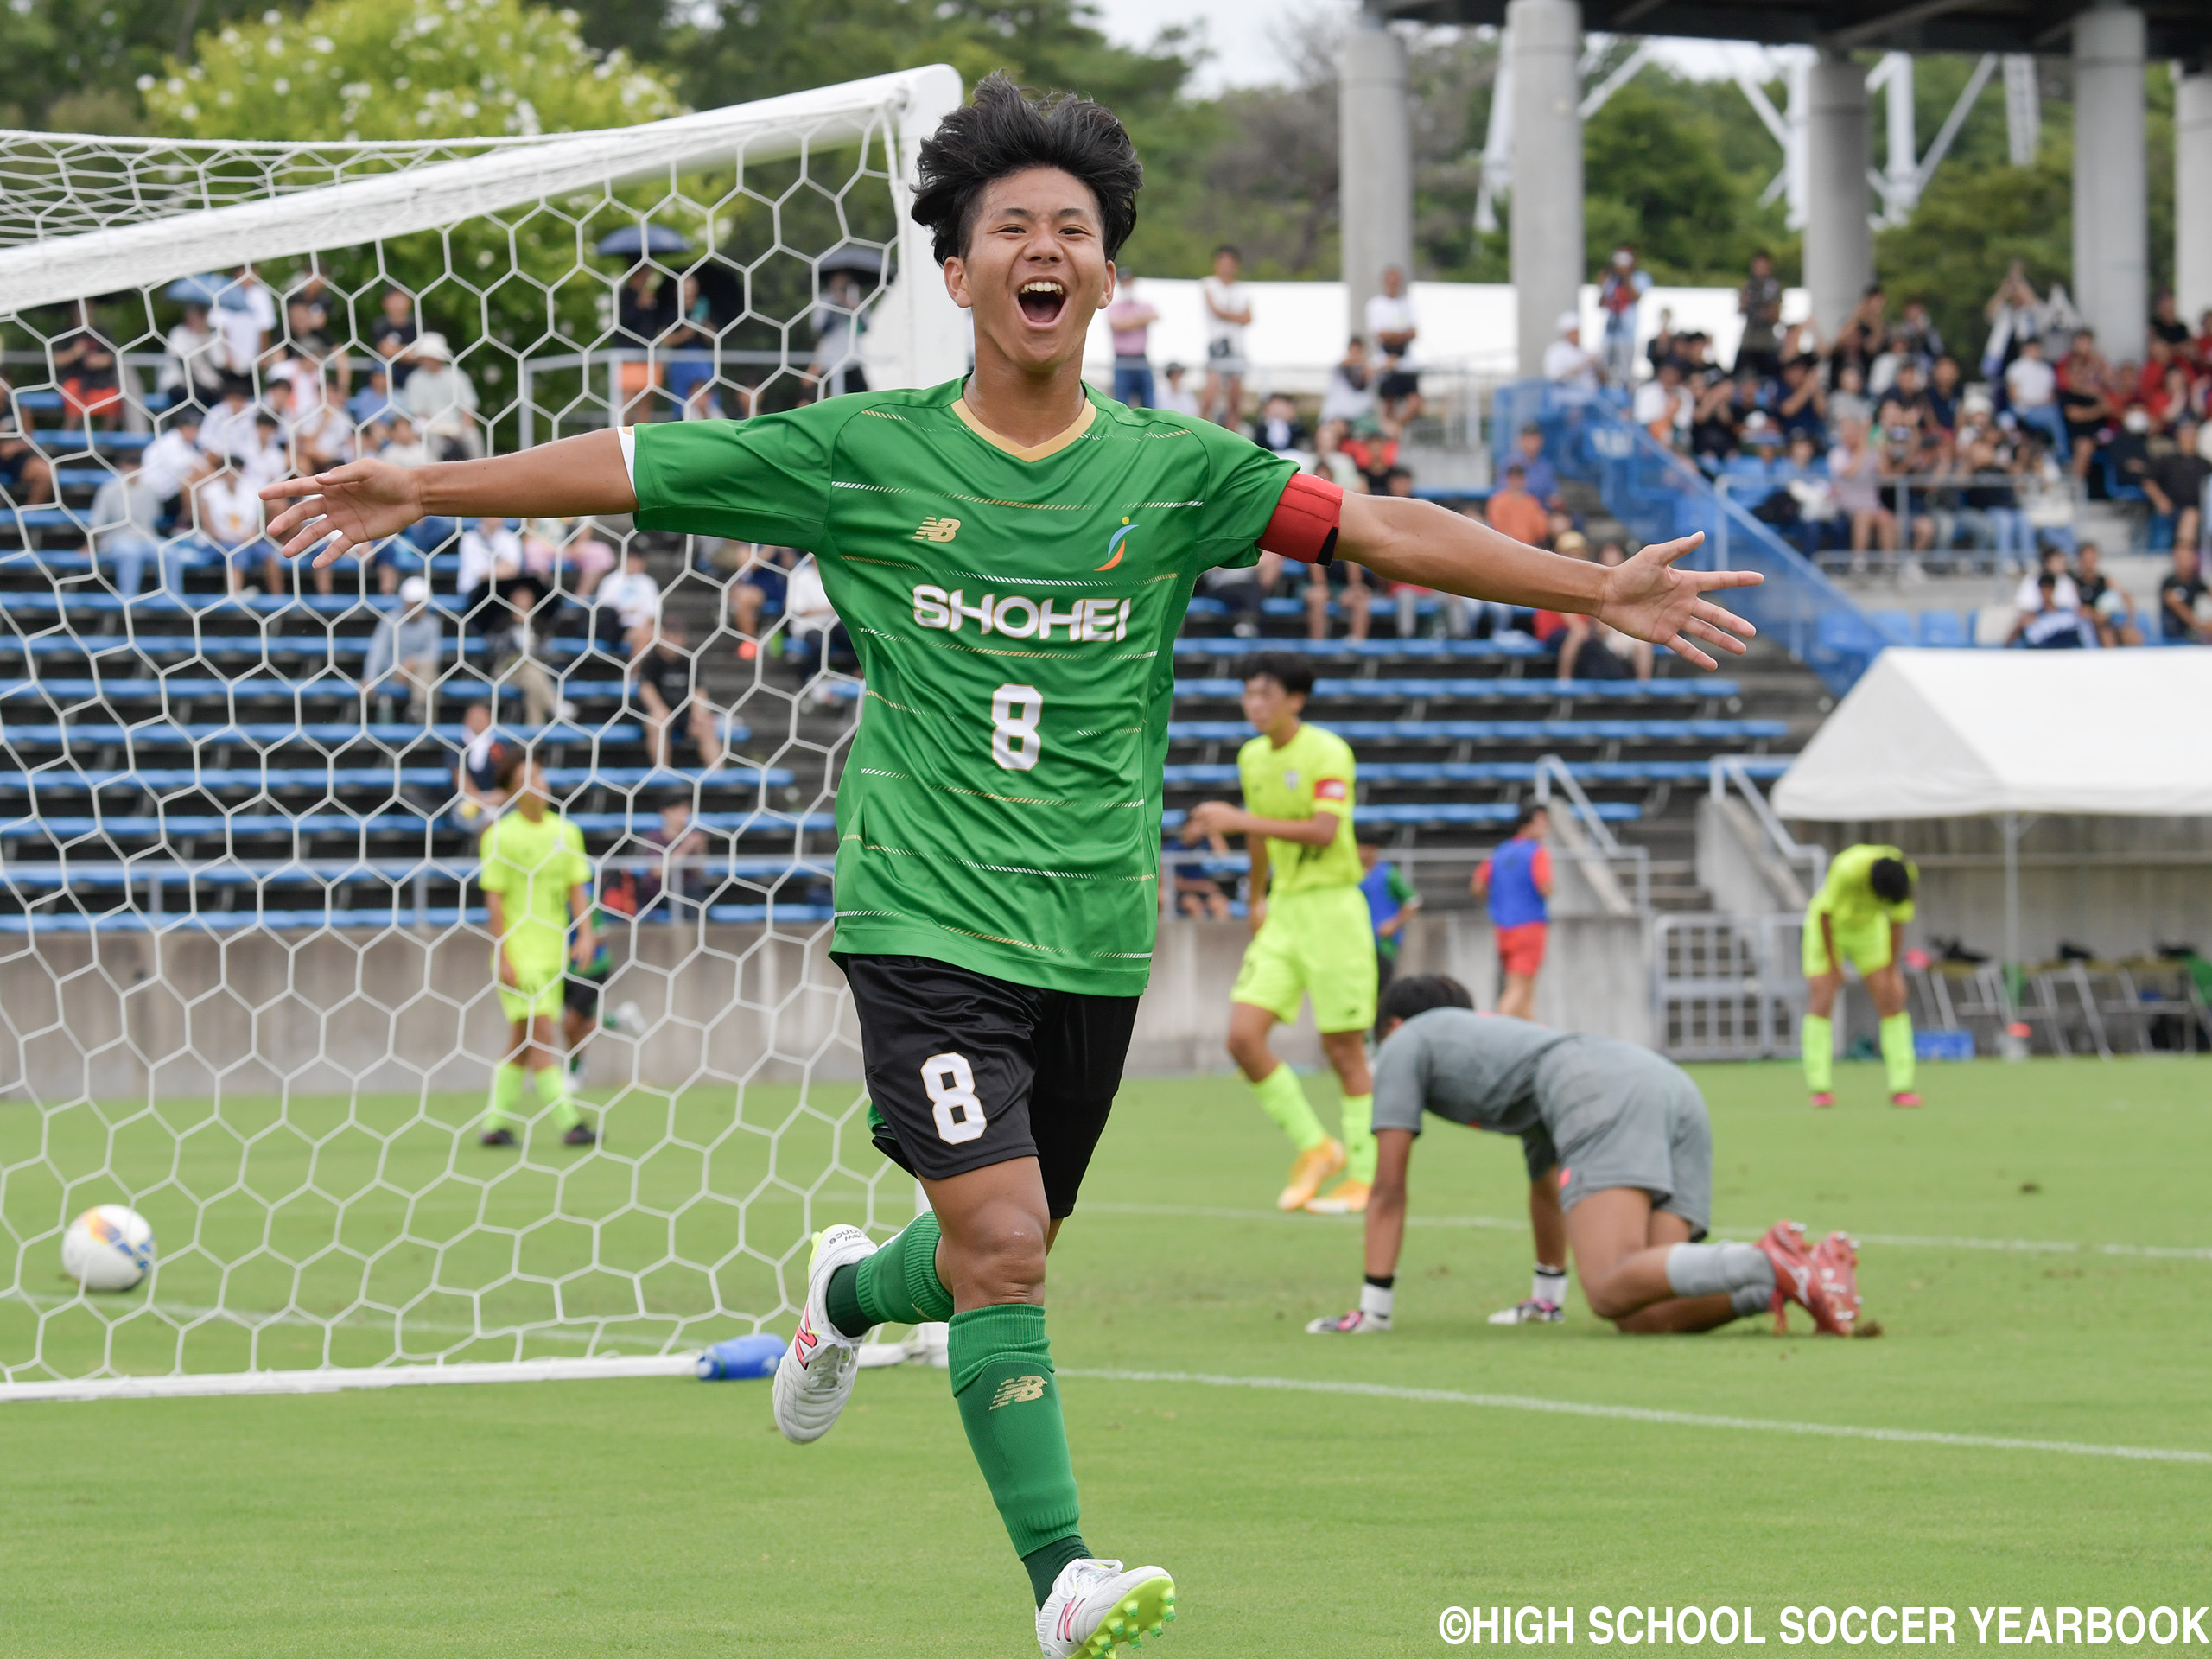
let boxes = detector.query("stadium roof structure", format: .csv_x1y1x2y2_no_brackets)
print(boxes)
1773,648,2212,822
1374,0,2209,59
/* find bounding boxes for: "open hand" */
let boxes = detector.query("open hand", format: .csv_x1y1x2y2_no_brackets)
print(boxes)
1593,532,1761,670
260,459,426,569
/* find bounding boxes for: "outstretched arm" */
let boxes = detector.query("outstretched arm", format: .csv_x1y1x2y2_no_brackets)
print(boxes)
1363,1129,1414,1280
261,429,636,569
1335,493,1762,670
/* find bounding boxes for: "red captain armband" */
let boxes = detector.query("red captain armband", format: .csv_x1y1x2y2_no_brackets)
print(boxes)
1259,471,1343,567
1314,778,1350,804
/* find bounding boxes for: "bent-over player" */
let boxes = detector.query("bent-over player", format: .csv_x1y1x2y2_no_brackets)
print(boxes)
1309,975,1861,1338
1802,843,1922,1109
264,74,1764,1659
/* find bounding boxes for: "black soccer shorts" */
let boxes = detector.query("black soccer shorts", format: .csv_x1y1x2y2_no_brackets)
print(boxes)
563,968,604,1018
837,954,1138,1219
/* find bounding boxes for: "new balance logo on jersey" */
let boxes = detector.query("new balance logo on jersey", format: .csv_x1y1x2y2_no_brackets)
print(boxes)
912,585,1131,643
988,1374,1048,1410
914,516,961,543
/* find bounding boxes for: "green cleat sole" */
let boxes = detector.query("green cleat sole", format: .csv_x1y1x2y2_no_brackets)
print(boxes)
1079,1573,1176,1656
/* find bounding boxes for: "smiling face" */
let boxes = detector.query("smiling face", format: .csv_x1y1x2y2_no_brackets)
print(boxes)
944,166,1112,378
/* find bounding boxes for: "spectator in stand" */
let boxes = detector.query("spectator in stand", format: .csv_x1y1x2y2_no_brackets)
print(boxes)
2149,289,2192,353
1484,461,1549,550
199,380,257,466
807,267,869,402
2056,330,2117,479
243,407,289,493
379,414,431,470
1959,430,2028,569
1510,423,1560,506
349,365,400,429
450,701,511,830
1200,245,1253,427
54,301,124,429
594,543,662,655
86,454,168,601
1925,355,1963,435
458,515,528,630
2159,544,2209,641
1106,273,1159,408
1827,362,1872,431
194,461,281,599
1155,361,1200,419
1365,265,1421,423
1596,245,1649,388
1735,250,1783,380
1828,284,1887,385
1173,828,1236,922
1252,393,1309,455
1894,298,1944,368
2005,335,2066,449
1543,311,1600,391
1634,359,1690,448
1554,537,1654,683
371,287,420,386
2073,543,2143,646
1338,414,1398,494
522,516,617,600
663,272,718,414
363,575,444,722
2008,572,2094,648
1829,417,1895,567
404,334,480,461
1319,337,1376,429
636,800,710,918
2016,435,2080,556
781,553,854,696
1688,373,1745,465
161,301,227,410
2013,543,2080,616
728,543,799,660
1980,260,2044,390
289,373,354,474
0,380,54,507
2138,417,2209,555
628,619,726,770
285,272,334,357
214,265,276,383
137,407,208,513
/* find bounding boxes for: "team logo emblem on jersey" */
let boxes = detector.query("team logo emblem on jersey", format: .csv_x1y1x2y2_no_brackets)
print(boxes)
913,516,961,543
1284,771,1300,786
989,1374,1049,1409
1096,515,1138,571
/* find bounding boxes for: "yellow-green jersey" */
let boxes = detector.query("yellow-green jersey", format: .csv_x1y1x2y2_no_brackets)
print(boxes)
1811,842,1917,931
626,378,1296,995
1236,721,1362,897
480,809,590,977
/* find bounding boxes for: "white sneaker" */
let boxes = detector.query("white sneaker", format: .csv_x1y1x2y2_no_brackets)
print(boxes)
1037,1558,1176,1658
772,1224,876,1444
1487,1298,1564,1325
1305,1307,1391,1334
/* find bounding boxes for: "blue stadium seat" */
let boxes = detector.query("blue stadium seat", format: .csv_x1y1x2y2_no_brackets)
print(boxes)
1916,609,1968,647
1171,677,1737,703
1869,609,1915,647
1165,718,1785,744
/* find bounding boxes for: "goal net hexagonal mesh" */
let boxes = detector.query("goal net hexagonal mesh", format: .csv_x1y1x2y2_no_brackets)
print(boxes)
0,65,967,1395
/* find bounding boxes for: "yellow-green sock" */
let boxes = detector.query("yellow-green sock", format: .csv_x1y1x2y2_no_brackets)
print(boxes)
1249,1062,1328,1153
535,1065,582,1129
485,1061,524,1128
1880,1012,1916,1095
1340,1091,1376,1184
1802,1014,1834,1093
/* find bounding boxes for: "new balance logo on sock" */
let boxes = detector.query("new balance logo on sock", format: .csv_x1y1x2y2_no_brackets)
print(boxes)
988,1374,1048,1410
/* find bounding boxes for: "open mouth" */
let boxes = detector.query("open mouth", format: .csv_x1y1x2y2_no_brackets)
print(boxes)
1016,279,1067,327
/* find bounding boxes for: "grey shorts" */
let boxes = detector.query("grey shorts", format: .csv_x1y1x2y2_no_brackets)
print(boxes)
1535,1043,1712,1240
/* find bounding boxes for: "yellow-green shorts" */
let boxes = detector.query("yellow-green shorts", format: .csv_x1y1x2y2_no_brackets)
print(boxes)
496,955,565,1023
1231,885,1378,1034
1802,908,1894,977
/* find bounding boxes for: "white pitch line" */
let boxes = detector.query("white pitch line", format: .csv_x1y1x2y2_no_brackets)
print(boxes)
1056,1368,2212,1466
1078,1203,2212,1261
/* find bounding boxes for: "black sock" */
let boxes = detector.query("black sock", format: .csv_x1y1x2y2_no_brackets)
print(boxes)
1364,1273,1395,1291
1024,1533,1092,1607
823,1261,870,1340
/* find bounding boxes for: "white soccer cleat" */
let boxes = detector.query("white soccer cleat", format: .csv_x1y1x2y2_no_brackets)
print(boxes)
772,1224,876,1444
1487,1299,1564,1325
1037,1558,1177,1657
1305,1307,1391,1334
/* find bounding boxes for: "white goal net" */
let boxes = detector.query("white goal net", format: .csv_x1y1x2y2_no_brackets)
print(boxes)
0,65,967,1395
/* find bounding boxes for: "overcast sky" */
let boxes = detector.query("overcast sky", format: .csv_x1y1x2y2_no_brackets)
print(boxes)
1089,0,1753,94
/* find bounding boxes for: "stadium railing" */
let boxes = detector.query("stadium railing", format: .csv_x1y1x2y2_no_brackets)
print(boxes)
1491,380,1888,696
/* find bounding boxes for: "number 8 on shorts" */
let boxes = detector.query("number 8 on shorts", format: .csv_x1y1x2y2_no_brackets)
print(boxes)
923,1052,987,1143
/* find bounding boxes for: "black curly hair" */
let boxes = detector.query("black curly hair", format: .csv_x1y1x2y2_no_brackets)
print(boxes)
910,70,1142,268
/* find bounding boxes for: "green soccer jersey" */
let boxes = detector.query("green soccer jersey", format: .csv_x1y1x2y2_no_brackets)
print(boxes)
480,809,590,975
1236,721,1362,897
629,379,1296,995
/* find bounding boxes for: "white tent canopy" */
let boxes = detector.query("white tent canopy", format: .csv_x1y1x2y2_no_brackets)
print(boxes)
1774,648,2212,822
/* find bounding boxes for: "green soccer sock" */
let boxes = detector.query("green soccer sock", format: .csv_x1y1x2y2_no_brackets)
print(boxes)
826,1213,953,1340
1880,1012,1916,1095
949,1304,1085,1605
484,1061,525,1128
1801,1014,1834,1093
1249,1062,1329,1153
534,1065,582,1130
1340,1091,1376,1184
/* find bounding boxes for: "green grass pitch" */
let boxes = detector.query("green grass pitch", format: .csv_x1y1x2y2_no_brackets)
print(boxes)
3,1057,2209,1655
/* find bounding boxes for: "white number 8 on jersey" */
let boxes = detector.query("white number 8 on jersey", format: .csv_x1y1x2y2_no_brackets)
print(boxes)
990,683,1042,772
922,1052,986,1144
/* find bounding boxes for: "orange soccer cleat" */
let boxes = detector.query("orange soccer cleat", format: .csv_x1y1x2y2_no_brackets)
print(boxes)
1277,1137,1346,1211
1756,1219,1851,1336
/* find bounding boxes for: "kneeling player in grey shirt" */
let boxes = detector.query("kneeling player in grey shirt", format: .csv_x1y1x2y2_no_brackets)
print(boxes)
1308,975,1864,1337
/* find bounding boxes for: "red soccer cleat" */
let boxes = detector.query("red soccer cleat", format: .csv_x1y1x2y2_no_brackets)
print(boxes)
1756,1219,1850,1336
1812,1231,1862,1335
1810,1092,1837,1109
1890,1091,1923,1109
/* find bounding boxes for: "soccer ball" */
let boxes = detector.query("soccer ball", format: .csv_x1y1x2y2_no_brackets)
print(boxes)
61,1205,156,1292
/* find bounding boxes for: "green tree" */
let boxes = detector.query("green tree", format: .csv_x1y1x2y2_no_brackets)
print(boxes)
1581,72,1791,285
0,0,296,130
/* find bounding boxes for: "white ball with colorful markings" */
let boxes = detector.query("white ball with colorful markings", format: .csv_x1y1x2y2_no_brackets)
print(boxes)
61,1205,155,1292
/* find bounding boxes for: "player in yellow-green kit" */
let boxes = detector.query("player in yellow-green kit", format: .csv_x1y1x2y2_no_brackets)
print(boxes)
1802,843,1921,1109
478,757,599,1148
1183,654,1377,1215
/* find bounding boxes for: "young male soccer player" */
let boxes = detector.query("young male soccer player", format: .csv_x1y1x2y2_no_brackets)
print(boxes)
264,73,1763,1658
477,759,598,1147
1802,843,1921,1109
1471,803,1551,1020
1308,975,1863,1338
1181,654,1378,1215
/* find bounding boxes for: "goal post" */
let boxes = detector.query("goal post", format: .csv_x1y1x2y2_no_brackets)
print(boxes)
0,66,963,1395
